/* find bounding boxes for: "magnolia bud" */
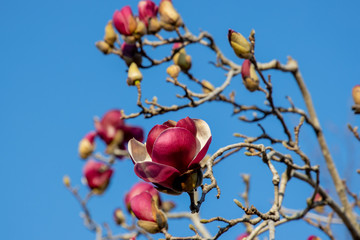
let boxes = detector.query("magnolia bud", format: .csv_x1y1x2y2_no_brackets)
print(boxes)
161,201,176,212
228,29,252,59
121,43,142,67
134,18,147,39
95,41,112,54
201,80,215,94
113,6,137,36
148,18,162,34
166,65,181,78
241,59,259,92
173,44,191,72
78,132,97,159
113,208,126,225
127,62,143,86
63,175,71,187
104,20,117,46
159,0,182,31
353,85,360,105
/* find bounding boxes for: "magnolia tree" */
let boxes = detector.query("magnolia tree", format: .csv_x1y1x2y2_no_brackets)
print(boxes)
64,1,360,239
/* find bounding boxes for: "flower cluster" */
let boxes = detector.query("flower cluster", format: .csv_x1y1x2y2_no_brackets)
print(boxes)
78,109,144,159
128,117,211,194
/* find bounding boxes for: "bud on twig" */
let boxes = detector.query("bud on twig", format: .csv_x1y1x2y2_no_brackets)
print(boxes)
127,62,143,86
95,41,112,54
241,59,259,92
104,20,117,46
352,85,360,105
63,175,71,187
159,0,183,31
166,65,181,78
113,208,126,225
228,29,252,59
201,80,215,94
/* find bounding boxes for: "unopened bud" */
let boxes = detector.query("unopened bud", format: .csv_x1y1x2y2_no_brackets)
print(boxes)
113,208,126,225
352,85,360,104
78,132,97,159
173,45,191,72
159,0,182,31
127,62,143,86
63,175,71,187
161,201,176,212
166,65,181,78
228,29,252,59
148,18,162,34
241,59,259,92
104,20,117,46
96,41,112,54
134,18,146,39
201,80,215,94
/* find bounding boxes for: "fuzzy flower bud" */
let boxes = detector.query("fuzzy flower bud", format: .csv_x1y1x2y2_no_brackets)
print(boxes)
228,29,252,59
95,41,112,54
172,43,191,72
166,65,181,78
78,132,97,159
113,6,137,36
353,85,360,105
113,208,126,225
159,0,183,31
127,62,143,86
201,80,215,94
104,20,117,46
241,59,259,92
138,1,162,34
63,175,71,187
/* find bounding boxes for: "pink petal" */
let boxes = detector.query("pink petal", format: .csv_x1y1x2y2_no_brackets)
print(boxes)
188,136,212,169
134,161,180,189
151,128,197,173
125,182,159,207
130,192,156,222
176,117,197,136
128,139,152,164
83,160,114,189
146,124,169,156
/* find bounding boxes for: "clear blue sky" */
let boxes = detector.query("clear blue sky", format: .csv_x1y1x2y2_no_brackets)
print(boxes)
1,0,360,239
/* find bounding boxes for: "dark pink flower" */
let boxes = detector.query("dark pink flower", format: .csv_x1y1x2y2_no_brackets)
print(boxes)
125,182,161,211
130,192,167,233
83,160,113,194
128,117,211,194
113,6,137,36
121,42,142,66
94,109,144,154
138,0,158,27
236,233,249,240
78,131,97,159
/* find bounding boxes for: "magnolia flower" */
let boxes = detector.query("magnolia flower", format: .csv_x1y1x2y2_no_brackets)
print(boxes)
113,6,137,36
130,192,167,233
138,0,161,34
128,117,211,194
241,59,259,92
228,29,252,59
78,131,97,159
125,182,161,211
308,236,321,240
95,109,144,155
353,85,360,105
83,160,113,194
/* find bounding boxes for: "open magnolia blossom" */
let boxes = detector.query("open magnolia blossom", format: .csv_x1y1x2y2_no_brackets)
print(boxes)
83,160,114,194
130,191,168,233
128,117,211,194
